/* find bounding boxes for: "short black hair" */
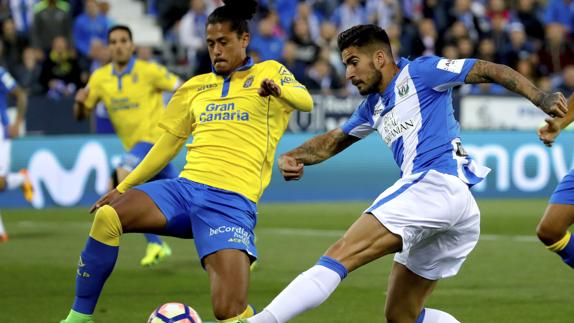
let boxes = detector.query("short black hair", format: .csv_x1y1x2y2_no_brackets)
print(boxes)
337,24,392,55
108,25,133,42
207,0,257,36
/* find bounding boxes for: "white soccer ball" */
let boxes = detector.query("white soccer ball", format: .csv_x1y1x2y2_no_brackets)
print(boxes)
148,302,203,323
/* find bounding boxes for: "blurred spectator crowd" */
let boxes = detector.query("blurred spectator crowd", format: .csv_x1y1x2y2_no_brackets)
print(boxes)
152,0,574,98
2,0,574,102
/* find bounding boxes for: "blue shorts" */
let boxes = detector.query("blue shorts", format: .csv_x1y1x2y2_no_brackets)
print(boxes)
135,177,258,264
120,141,179,180
550,169,574,205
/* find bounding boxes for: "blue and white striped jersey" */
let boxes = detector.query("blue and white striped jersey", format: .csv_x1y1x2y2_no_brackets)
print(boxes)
0,67,17,139
341,55,490,186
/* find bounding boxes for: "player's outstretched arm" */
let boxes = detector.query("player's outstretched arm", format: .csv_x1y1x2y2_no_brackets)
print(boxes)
464,60,567,118
278,128,359,180
73,87,90,121
538,94,574,147
8,86,27,138
259,78,313,112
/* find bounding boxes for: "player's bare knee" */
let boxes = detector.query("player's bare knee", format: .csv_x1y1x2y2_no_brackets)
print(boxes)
536,219,564,245
89,205,123,246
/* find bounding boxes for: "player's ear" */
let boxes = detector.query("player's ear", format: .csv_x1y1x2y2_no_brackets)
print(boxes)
241,32,250,49
373,49,385,70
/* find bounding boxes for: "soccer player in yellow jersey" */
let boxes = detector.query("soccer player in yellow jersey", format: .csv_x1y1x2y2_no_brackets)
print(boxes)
537,93,574,269
73,25,182,267
59,1,313,323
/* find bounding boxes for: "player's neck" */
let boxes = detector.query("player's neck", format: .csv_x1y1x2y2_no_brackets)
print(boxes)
378,63,401,93
113,61,129,74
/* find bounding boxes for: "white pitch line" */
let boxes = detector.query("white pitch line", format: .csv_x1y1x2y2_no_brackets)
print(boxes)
259,228,539,243
13,221,539,242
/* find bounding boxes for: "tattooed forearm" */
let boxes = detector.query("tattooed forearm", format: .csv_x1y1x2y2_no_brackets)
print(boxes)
285,128,358,165
465,60,542,105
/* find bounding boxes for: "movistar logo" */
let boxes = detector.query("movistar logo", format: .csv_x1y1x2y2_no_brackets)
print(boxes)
27,142,110,208
199,102,249,123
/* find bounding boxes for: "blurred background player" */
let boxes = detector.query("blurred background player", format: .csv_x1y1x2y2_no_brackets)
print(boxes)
537,93,574,269
0,65,31,242
74,25,182,266
60,1,313,322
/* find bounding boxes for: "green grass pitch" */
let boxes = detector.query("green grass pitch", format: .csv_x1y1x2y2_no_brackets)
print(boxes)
1,199,573,322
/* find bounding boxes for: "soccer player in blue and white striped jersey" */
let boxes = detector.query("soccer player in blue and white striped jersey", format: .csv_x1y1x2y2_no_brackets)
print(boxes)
244,24,567,323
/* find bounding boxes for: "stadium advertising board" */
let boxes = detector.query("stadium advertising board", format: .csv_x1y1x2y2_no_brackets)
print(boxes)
460,95,548,130
1,132,572,208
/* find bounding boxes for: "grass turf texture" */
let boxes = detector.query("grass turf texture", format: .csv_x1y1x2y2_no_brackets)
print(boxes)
0,199,573,322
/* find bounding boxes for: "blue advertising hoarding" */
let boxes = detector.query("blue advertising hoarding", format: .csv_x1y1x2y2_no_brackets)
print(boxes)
1,132,571,208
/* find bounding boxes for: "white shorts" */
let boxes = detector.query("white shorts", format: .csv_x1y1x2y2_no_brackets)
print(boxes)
0,123,10,177
366,170,480,280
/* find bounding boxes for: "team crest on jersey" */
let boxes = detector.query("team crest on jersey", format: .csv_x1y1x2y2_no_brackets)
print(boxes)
132,73,138,83
397,80,409,97
243,75,254,88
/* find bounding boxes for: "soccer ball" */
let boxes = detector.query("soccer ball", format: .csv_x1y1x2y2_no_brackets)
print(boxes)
148,302,203,323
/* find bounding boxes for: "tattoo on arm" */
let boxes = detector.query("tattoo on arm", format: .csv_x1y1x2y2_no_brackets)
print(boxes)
465,60,543,106
285,128,359,165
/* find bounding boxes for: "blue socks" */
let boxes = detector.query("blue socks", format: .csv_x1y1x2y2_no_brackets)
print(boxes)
557,234,574,268
72,237,119,314
316,256,348,279
144,233,163,244
547,231,574,269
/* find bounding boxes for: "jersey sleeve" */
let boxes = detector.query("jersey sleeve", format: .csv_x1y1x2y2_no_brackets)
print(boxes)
0,70,17,94
341,98,375,139
150,63,180,92
83,74,101,112
158,81,195,138
411,55,477,92
269,61,313,112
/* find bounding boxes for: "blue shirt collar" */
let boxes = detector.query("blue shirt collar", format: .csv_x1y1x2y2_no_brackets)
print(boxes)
211,57,254,77
381,57,410,100
112,56,136,77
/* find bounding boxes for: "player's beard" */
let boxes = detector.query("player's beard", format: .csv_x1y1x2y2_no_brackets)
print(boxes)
359,62,383,95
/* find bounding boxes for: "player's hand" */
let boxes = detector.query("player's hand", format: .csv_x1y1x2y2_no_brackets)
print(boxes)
8,122,20,138
539,92,567,118
90,189,122,213
75,87,89,104
258,79,281,97
537,117,562,147
278,154,304,181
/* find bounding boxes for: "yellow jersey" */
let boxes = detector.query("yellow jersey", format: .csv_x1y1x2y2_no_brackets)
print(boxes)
160,58,313,202
84,57,180,150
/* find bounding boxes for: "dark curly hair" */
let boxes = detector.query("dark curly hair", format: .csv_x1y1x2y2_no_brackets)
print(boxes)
337,24,392,56
207,0,258,36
